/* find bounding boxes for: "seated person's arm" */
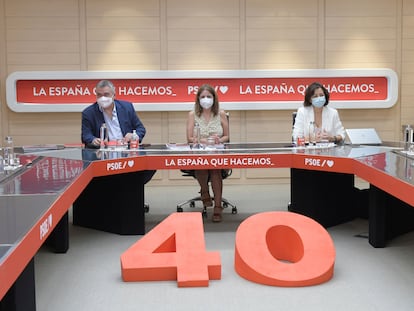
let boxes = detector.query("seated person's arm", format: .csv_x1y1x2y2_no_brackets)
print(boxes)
292,108,305,139
124,102,146,142
332,112,346,143
186,111,195,143
219,110,229,143
81,111,99,148
131,115,146,143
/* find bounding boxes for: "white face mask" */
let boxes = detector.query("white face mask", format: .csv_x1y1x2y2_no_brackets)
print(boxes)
311,96,326,108
200,97,214,109
97,96,113,109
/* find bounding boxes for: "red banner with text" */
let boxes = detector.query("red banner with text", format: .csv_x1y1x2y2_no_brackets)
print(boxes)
6,69,398,112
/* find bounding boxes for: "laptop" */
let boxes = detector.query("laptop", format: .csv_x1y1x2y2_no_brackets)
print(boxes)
345,128,382,145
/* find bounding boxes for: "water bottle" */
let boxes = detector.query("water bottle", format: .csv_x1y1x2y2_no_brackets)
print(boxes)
130,129,139,149
309,121,316,146
193,122,201,149
292,133,297,147
4,136,14,166
100,123,108,147
0,151,4,174
291,112,297,147
403,125,413,151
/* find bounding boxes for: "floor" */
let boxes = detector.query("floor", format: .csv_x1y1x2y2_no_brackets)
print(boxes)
34,183,414,311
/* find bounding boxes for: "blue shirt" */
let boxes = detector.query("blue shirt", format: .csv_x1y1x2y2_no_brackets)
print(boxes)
100,105,123,140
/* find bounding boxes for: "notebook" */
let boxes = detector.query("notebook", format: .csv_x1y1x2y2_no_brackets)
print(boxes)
345,128,382,145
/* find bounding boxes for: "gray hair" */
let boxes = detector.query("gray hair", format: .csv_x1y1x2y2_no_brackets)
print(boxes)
96,80,116,94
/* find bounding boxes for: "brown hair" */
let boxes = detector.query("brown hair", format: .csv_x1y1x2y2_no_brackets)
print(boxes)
194,84,219,117
303,82,330,107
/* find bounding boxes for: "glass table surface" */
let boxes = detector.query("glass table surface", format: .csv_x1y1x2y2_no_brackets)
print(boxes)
0,155,87,264
19,143,398,161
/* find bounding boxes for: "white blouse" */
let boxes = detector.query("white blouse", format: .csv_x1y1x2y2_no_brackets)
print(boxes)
292,106,345,141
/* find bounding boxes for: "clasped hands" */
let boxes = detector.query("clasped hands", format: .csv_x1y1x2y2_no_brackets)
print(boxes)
314,128,331,142
193,133,220,145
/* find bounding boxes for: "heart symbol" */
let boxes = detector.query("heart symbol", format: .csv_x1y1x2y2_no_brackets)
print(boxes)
128,160,134,167
327,160,334,167
219,86,228,94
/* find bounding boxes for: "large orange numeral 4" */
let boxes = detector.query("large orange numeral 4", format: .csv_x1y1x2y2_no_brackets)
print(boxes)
120,212,221,287
234,211,335,286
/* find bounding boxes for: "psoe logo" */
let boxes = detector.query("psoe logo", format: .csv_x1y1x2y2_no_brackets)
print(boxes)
40,214,53,240
304,158,334,168
107,160,135,171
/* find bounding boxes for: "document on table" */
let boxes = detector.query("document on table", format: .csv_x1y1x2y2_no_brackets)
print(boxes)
166,143,192,151
165,143,225,151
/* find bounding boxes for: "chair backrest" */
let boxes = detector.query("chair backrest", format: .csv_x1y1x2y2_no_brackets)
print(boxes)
181,169,231,179
222,169,232,179
220,112,232,178
226,112,230,142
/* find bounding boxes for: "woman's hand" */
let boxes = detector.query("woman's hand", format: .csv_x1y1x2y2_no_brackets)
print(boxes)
209,133,220,144
319,129,330,141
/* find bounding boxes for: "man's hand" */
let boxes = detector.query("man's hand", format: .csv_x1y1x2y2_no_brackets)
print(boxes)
124,133,133,142
92,138,102,146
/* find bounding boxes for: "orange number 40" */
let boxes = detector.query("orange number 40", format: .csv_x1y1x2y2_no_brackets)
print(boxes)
120,211,335,287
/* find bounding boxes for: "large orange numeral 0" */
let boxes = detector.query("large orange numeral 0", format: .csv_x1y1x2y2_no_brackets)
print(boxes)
120,212,221,287
234,211,335,286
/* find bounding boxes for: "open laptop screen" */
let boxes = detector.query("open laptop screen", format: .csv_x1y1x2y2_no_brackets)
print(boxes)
345,128,382,145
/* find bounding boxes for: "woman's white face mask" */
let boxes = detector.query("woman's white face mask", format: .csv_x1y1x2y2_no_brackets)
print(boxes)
97,96,113,109
200,97,214,109
311,96,326,108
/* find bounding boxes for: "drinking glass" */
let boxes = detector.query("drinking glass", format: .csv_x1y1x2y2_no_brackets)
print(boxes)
117,139,127,149
209,132,219,144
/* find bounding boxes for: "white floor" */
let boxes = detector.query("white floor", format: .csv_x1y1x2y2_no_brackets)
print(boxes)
34,183,414,311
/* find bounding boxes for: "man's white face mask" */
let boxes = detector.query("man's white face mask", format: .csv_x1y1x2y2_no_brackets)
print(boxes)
97,96,113,109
